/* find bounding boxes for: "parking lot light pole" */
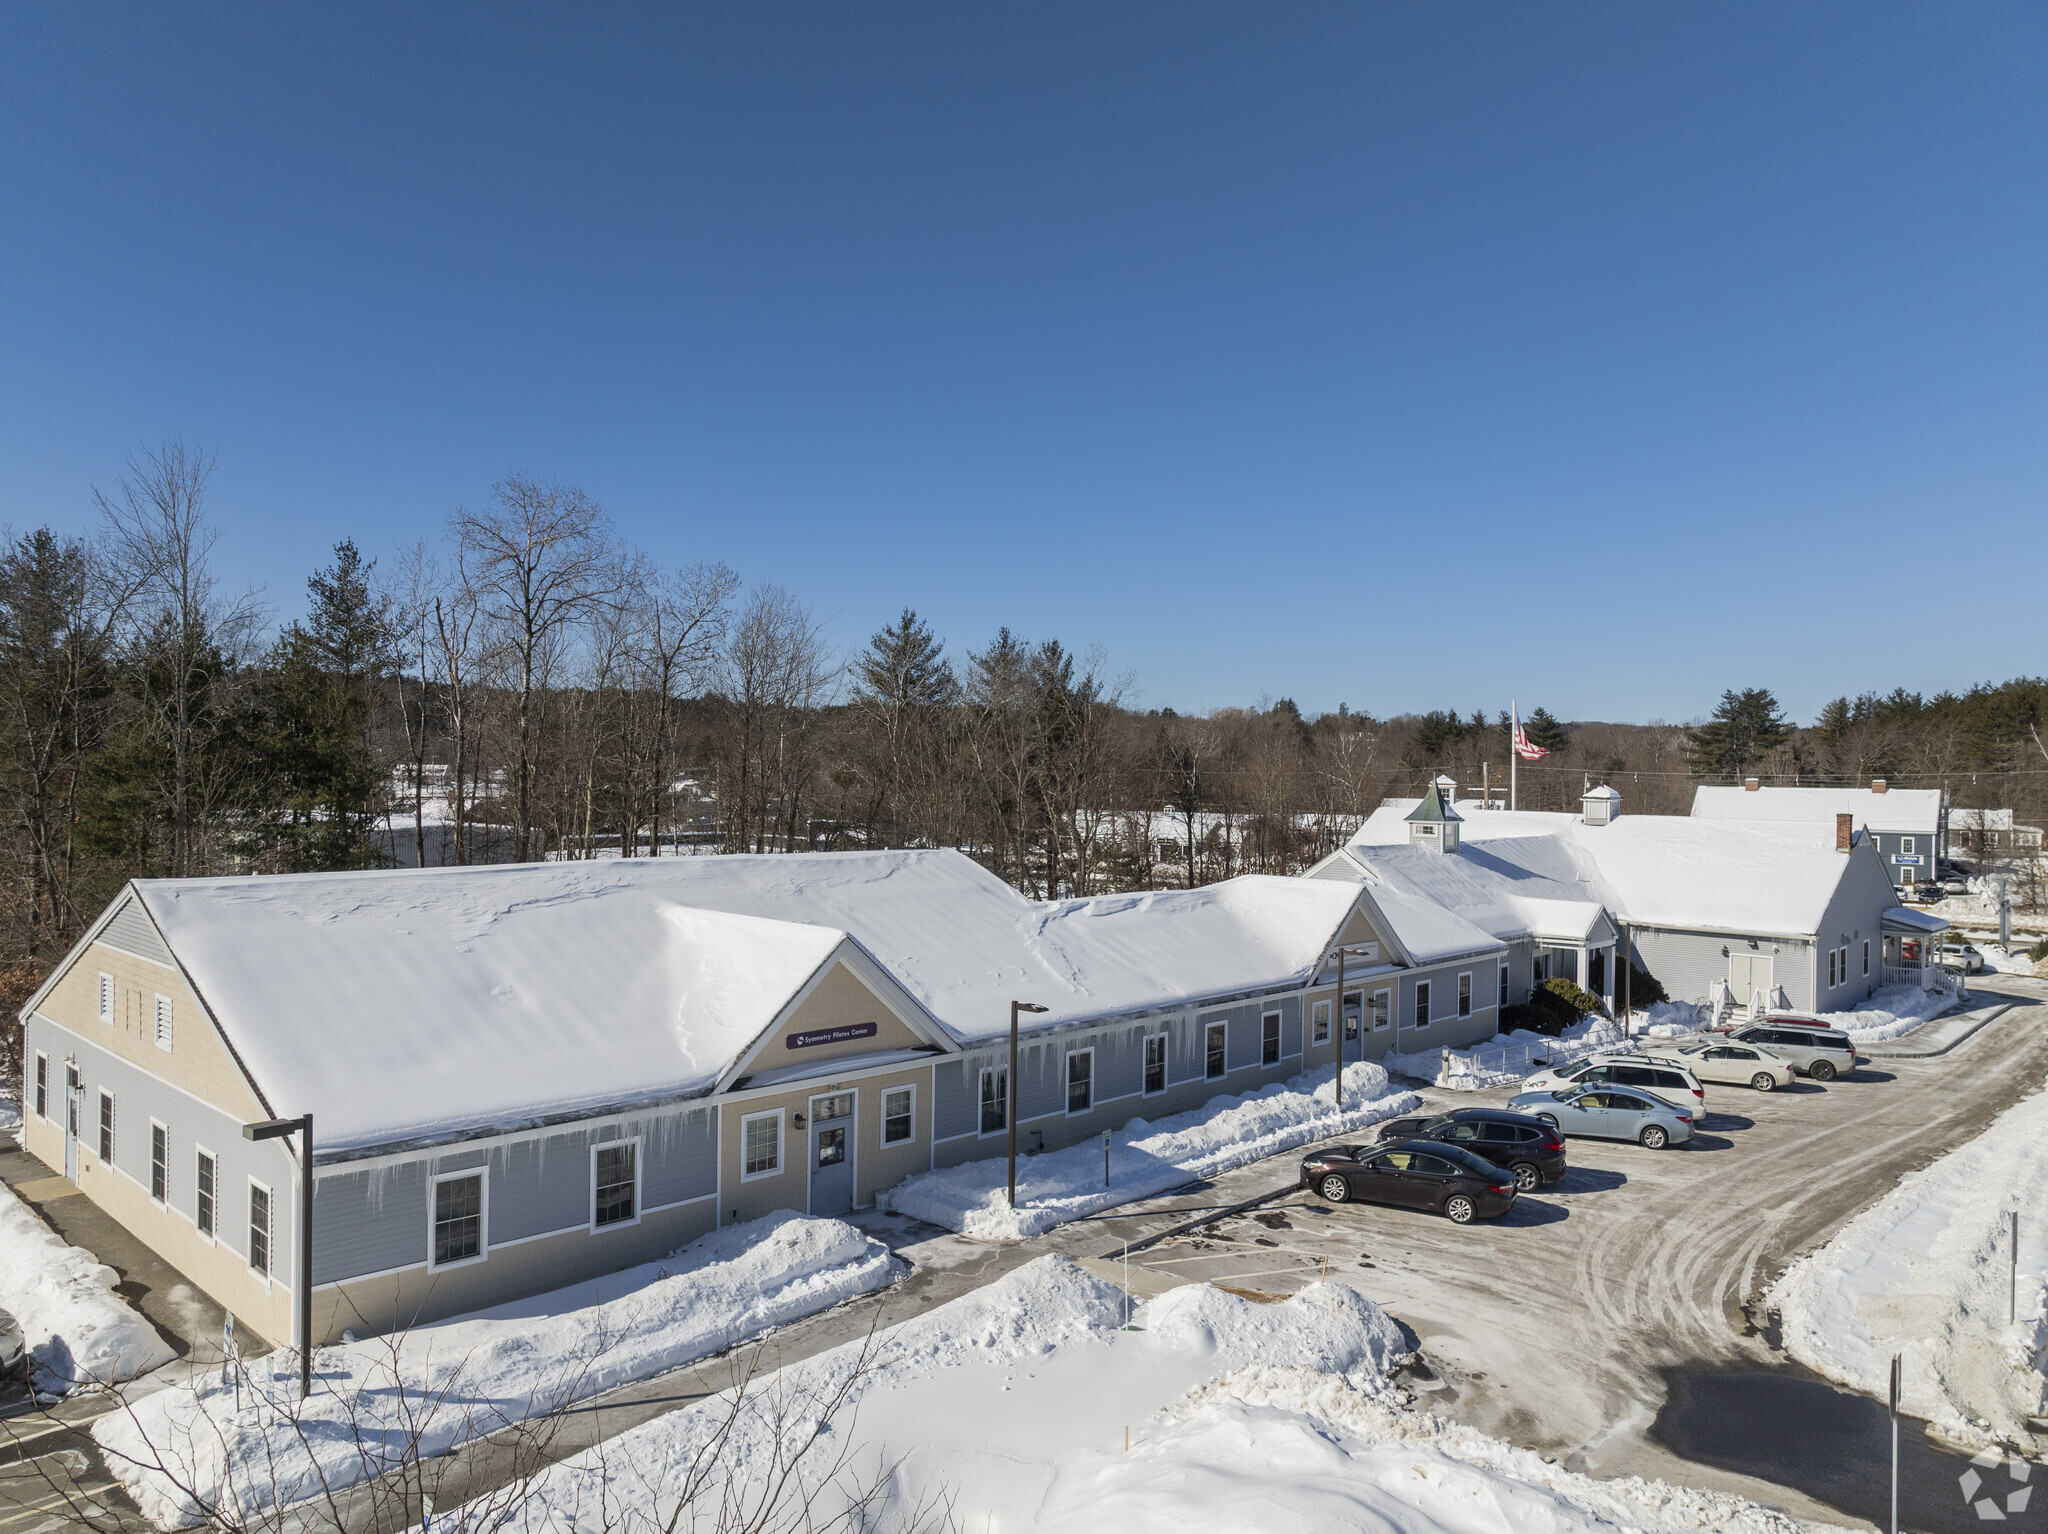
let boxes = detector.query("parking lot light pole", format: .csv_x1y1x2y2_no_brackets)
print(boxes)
1006,1002,1047,1209
244,1113,313,1399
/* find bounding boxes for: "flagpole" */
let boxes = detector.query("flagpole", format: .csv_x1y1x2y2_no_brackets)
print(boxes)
1510,701,1518,813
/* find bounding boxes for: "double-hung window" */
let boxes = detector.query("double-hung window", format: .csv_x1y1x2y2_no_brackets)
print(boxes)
882,1087,914,1145
1901,837,1915,856
1311,999,1330,1045
594,1142,638,1225
1828,949,1837,987
196,1151,216,1239
1066,1050,1093,1114
33,1053,47,1119
1498,965,1510,1009
978,1068,1008,1134
1261,1013,1281,1066
1413,983,1431,1030
249,1182,271,1277
97,1090,115,1163
1372,989,1391,1031
1457,973,1472,1018
433,1172,485,1266
150,1122,168,1203
1204,1022,1227,1080
1863,940,1870,976
1143,1034,1167,1095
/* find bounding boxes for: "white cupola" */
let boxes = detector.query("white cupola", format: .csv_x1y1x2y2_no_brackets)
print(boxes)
1581,783,1622,826
1406,780,1464,853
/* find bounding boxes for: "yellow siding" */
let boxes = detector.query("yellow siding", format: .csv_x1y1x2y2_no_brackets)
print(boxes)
762,962,926,1067
40,940,266,1122
717,1060,936,1223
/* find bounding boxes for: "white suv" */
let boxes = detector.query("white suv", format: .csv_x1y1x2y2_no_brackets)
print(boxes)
1517,1054,1706,1115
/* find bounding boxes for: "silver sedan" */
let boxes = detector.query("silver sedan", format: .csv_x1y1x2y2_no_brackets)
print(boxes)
1504,1084,1696,1150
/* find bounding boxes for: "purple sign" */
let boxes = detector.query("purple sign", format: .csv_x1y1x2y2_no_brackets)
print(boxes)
787,1022,879,1050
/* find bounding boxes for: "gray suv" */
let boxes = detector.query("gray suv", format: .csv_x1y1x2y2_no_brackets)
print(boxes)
1727,1024,1857,1081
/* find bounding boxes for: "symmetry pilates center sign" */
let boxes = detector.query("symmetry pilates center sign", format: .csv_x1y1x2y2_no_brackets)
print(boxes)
788,1022,879,1050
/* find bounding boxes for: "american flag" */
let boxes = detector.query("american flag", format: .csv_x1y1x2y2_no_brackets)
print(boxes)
1512,710,1549,761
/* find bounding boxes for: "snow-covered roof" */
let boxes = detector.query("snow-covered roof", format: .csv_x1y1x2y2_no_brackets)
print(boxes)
1691,785,1943,836
1949,808,2014,831
1328,833,1608,948
1879,904,1949,935
1350,801,1873,938
130,850,1364,1152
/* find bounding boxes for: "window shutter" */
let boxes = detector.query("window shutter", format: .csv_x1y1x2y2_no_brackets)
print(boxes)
99,973,115,1023
154,995,173,1050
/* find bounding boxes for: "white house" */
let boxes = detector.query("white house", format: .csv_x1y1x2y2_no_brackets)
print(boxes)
1690,781,1945,892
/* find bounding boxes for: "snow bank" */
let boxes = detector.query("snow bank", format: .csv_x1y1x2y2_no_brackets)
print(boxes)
883,1062,1419,1240
1805,982,1959,1043
0,1179,174,1393
1387,1001,1711,1090
0,1091,21,1140
95,1213,898,1529
1771,1081,2048,1449
443,1255,1809,1534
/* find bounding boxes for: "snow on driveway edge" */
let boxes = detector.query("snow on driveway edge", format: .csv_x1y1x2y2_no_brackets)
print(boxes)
0,1178,174,1394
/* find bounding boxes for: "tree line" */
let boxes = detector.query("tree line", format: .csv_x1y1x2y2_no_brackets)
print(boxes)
6,443,2046,1014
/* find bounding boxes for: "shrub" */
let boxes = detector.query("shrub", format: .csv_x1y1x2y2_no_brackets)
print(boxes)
1619,961,1667,1008
2030,936,2048,963
1500,1002,1548,1035
1527,977,1606,1035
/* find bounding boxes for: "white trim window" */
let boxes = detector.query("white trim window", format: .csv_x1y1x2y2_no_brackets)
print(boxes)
195,1149,216,1241
740,1111,783,1181
1413,982,1431,1030
34,1052,47,1119
1900,837,1916,856
1065,1048,1094,1115
98,972,115,1024
150,1120,168,1205
592,1139,640,1226
882,1086,914,1146
1261,1012,1282,1066
1863,939,1871,976
1204,1021,1227,1080
1498,964,1510,1009
978,1067,1008,1135
1311,998,1331,1045
430,1168,488,1269
1457,973,1472,1018
1828,949,1837,987
1143,1033,1167,1095
154,994,174,1051
1371,989,1391,1032
97,1089,115,1163
248,1179,272,1278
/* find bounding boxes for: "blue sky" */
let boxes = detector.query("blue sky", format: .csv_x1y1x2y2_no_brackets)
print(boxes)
4,5,2042,723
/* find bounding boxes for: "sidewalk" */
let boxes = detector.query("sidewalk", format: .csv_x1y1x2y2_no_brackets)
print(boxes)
1858,984,2036,1059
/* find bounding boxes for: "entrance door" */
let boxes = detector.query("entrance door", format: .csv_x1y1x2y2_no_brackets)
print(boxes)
63,1064,80,1180
807,1092,855,1217
1728,954,1774,1016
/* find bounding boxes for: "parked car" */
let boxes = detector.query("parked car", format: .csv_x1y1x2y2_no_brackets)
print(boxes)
1725,1024,1857,1081
1372,1107,1567,1190
1641,1038,1797,1091
1901,882,1942,904
1299,1140,1519,1223
0,1308,23,1388
1517,1055,1706,1115
1502,1084,1696,1149
1940,942,1986,974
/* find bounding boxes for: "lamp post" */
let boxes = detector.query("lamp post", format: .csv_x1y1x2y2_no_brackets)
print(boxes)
1006,1001,1048,1208
244,1112,313,1399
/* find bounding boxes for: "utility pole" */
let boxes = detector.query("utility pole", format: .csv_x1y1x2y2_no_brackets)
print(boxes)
1006,1000,1047,1208
1888,1351,1901,1534
1335,943,1347,1111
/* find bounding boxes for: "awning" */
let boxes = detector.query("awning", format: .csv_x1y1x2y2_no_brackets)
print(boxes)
1880,905,1949,936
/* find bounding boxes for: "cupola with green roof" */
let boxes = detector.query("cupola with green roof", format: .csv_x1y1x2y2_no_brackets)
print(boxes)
1405,778,1463,853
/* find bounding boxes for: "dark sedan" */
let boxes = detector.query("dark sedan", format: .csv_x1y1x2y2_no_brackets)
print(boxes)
1299,1139,1518,1223
1371,1108,1567,1190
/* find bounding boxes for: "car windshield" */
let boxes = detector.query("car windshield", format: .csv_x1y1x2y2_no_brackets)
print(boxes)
1550,1086,1588,1102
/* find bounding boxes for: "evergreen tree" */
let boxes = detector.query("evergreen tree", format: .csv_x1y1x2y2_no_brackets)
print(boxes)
1686,688,1791,779
857,609,953,711
1523,707,1570,753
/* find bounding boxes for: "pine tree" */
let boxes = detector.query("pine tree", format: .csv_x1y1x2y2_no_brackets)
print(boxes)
1686,688,1791,779
1524,707,1570,753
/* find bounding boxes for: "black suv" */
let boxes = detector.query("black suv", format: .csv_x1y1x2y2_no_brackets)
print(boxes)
1371,1108,1566,1191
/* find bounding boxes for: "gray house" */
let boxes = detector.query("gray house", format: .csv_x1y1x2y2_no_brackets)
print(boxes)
1691,781,1946,893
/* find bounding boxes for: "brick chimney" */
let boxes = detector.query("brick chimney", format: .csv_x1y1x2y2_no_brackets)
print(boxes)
1743,777,1761,792
1837,812,1855,852
1870,778,1888,794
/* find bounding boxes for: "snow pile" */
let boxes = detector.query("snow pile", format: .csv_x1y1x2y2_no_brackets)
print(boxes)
438,1255,1808,1534
1387,1002,1710,1090
0,1179,174,1393
0,1090,20,1140
1771,1081,2048,1449
1805,982,1959,1043
95,1213,898,1528
884,1062,1419,1240
1980,945,2042,976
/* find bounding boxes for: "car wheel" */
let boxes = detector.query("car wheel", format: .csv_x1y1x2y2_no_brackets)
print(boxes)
1318,1174,1349,1203
1751,1072,1776,1092
1511,1162,1540,1192
1537,1113,1559,1129
1444,1194,1476,1224
1809,1060,1837,1082
1639,1125,1669,1150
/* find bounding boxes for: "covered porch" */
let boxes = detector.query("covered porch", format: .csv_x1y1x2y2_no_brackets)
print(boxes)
1880,904,1950,990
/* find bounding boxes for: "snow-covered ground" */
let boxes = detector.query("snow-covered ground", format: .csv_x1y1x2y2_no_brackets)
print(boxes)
1385,1001,1712,1090
96,1213,898,1529
1771,1080,2048,1449
0,1089,21,1140
1801,982,1960,1043
0,1178,174,1394
435,1256,1811,1534
1980,944,2044,976
884,1062,1419,1241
